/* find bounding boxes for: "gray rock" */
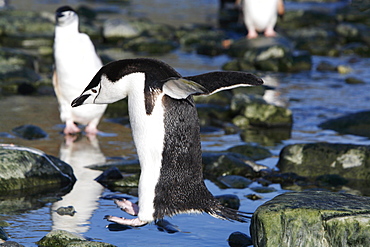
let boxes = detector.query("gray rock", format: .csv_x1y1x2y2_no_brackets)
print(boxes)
0,144,76,193
122,36,177,54
319,110,370,138
103,19,140,39
218,175,253,189
56,206,76,216
277,143,370,180
228,231,253,247
0,227,8,241
12,124,48,140
227,144,272,161
231,94,293,128
36,230,116,247
215,194,241,210
250,191,370,247
224,36,311,72
202,152,257,178
344,77,365,84
0,241,25,247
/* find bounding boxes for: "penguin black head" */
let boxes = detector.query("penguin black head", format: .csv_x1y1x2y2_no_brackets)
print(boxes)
55,5,77,27
71,58,263,110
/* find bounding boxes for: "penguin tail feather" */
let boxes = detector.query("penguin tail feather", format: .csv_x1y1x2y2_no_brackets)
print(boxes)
210,206,252,223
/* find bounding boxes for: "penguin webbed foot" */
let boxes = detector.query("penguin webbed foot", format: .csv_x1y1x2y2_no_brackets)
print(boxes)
113,198,139,216
104,215,147,227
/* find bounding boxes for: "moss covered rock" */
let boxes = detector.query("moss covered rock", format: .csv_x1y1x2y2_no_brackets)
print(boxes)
36,230,116,247
251,191,370,247
0,144,76,193
277,143,370,180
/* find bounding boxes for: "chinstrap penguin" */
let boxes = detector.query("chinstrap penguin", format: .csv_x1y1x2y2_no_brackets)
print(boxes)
53,5,107,135
237,0,284,39
71,58,263,226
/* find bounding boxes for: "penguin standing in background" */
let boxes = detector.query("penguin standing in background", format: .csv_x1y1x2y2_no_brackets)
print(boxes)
237,0,284,39
53,6,107,135
72,58,263,226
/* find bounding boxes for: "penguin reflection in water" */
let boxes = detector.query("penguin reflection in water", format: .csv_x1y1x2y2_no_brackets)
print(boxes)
72,58,263,226
53,6,107,135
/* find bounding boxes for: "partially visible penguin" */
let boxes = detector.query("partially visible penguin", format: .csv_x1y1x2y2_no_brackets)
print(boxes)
237,0,284,39
53,5,107,135
71,58,263,226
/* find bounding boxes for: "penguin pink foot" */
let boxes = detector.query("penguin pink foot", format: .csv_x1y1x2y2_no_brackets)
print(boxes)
114,199,139,216
64,120,81,135
247,29,258,39
104,215,147,227
84,123,99,136
264,27,277,37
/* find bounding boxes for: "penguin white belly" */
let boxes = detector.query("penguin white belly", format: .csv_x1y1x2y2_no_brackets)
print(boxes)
126,73,165,222
54,34,106,125
244,0,278,31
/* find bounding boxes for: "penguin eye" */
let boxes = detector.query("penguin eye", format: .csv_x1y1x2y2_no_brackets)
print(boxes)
91,89,97,93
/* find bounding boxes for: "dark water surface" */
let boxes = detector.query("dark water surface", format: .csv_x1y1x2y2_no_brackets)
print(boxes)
1,0,370,246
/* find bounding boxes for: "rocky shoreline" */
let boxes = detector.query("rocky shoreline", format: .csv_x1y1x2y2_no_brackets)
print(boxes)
1,0,370,246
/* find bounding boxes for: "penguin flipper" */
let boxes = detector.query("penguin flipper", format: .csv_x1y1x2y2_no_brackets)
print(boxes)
184,71,263,96
162,78,207,99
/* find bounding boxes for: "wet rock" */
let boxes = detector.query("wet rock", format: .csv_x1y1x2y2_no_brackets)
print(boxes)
245,194,262,201
197,104,232,126
95,166,124,184
344,77,365,84
316,61,337,71
56,206,76,216
250,186,277,193
277,143,370,180
240,127,292,146
250,191,370,247
0,227,7,241
215,194,241,210
0,241,25,247
109,174,140,188
0,48,41,94
0,10,54,43
88,159,140,173
0,144,76,193
178,27,227,55
227,144,272,161
319,110,370,138
228,231,253,247
12,124,48,140
218,175,252,189
96,173,139,193
202,152,257,178
36,230,116,247
122,36,177,54
231,94,293,128
263,172,307,187
224,36,312,72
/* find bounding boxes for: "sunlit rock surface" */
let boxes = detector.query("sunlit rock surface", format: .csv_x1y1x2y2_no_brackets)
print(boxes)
250,191,370,247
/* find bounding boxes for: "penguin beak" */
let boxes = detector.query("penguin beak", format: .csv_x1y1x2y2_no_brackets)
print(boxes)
71,94,91,107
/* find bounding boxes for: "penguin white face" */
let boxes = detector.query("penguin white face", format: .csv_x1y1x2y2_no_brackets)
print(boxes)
72,72,144,107
55,6,78,27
